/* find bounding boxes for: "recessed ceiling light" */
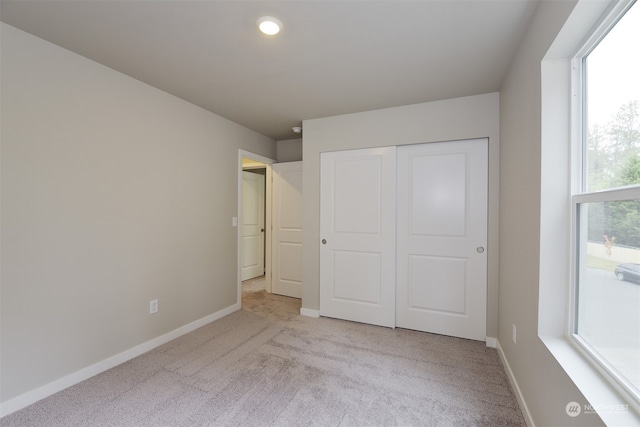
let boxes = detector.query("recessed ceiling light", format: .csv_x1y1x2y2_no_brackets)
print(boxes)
257,16,282,36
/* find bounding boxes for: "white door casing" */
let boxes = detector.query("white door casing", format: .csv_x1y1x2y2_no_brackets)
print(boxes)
241,171,265,281
271,162,303,298
396,139,488,340
319,147,397,328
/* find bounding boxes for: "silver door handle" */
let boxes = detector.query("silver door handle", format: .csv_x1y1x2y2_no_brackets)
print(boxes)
322,239,327,245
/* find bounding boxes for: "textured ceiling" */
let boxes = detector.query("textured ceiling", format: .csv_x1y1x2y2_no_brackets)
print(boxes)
1,0,538,141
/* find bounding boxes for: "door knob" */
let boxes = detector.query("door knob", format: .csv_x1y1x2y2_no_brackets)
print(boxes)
477,247,485,253
322,239,327,245
261,228,264,232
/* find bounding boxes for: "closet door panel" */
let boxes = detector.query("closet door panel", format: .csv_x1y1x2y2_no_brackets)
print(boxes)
397,139,488,341
319,147,396,328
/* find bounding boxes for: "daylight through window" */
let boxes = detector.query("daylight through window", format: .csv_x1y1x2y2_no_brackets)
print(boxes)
573,0,640,401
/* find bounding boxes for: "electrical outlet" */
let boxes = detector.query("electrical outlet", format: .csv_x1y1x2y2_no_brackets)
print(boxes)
150,299,158,314
512,324,517,343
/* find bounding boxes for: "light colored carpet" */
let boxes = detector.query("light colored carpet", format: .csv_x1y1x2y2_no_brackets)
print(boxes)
1,291,524,426
242,275,267,294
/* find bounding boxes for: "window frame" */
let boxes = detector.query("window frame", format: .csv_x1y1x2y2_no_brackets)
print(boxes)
538,0,640,423
568,0,640,405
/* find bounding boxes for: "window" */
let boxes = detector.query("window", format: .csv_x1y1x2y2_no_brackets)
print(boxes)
572,0,640,402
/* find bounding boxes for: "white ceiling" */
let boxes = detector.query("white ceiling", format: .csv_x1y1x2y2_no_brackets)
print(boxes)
0,0,539,141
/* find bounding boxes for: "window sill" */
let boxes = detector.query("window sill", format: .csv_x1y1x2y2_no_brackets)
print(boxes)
540,334,640,425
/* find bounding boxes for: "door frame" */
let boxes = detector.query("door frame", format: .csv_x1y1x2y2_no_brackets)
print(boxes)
237,150,275,307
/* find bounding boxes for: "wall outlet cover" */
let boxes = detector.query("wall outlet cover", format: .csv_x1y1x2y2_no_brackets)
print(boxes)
150,299,158,314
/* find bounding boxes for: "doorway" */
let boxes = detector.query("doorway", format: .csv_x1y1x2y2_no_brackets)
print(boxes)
238,151,274,306
237,150,304,311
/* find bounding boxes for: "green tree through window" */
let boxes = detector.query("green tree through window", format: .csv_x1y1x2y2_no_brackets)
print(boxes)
574,0,640,401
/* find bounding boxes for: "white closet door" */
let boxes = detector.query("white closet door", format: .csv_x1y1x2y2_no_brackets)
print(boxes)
271,162,303,298
319,147,396,328
241,171,265,281
396,139,488,341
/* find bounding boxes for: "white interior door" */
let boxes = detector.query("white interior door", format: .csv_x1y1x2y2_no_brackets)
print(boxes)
271,162,303,298
396,139,488,341
241,171,265,281
320,147,396,328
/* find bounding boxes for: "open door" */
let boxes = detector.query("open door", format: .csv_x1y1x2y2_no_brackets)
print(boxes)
271,162,303,298
241,170,265,281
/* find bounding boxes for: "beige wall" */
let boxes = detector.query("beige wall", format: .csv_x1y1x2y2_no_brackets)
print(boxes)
1,1,627,424
276,138,302,162
498,1,606,425
302,93,501,338
0,23,275,402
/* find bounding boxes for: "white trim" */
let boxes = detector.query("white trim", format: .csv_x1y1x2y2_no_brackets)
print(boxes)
573,0,637,60
568,0,640,408
0,303,239,418
265,165,273,294
485,337,497,348
300,307,320,318
539,336,640,425
497,340,535,427
573,186,640,203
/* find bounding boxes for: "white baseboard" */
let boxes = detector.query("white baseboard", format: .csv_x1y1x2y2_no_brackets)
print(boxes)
485,336,497,348
0,303,240,418
300,307,320,318
496,340,535,427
